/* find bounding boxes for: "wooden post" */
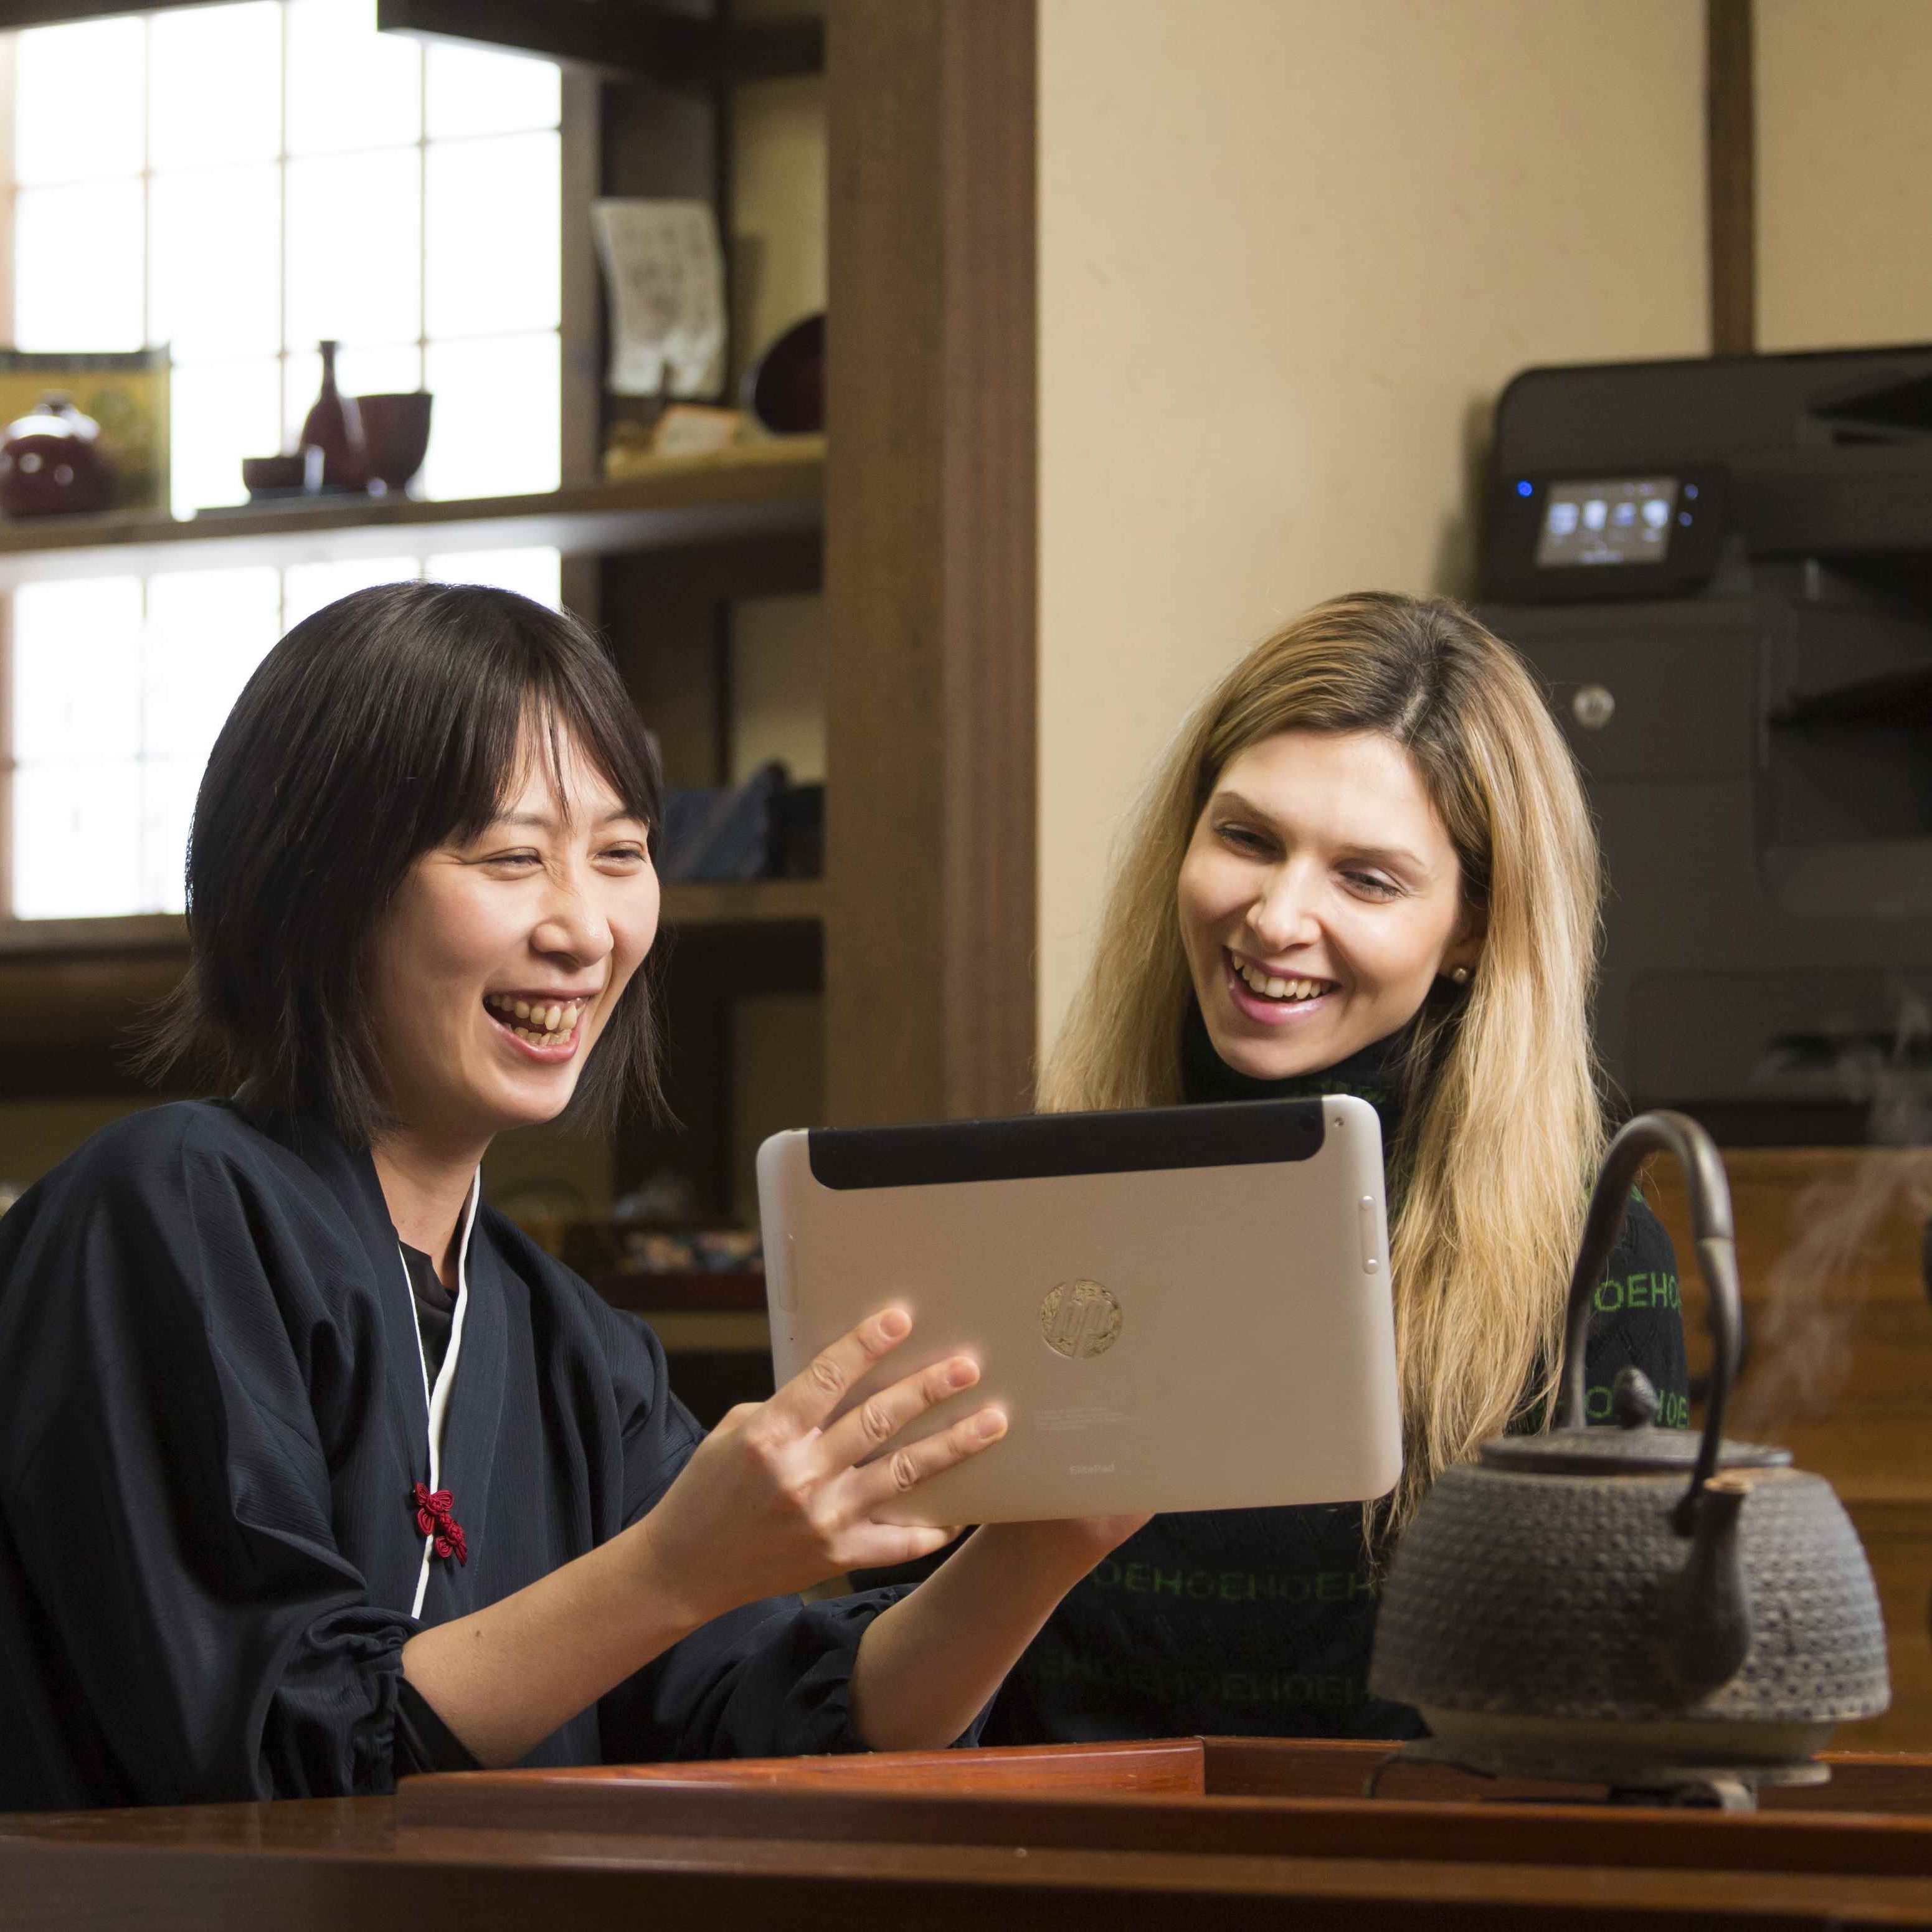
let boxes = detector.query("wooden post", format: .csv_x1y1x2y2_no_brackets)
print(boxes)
824,0,1039,1125
1707,0,1756,356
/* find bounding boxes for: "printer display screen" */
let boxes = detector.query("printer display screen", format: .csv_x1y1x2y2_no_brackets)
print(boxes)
1535,476,1680,567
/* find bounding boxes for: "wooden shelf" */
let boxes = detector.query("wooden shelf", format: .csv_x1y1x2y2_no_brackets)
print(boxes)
0,880,823,1097
661,878,823,929
638,1309,770,1355
590,1294,770,1356
376,0,823,87
0,438,823,586
583,1269,768,1315
0,913,187,957
0,879,822,960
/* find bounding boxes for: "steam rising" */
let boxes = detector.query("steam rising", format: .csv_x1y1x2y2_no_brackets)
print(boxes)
1730,990,1932,1436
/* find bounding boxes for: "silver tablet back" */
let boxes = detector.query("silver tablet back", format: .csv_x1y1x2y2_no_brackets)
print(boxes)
757,1096,1401,1525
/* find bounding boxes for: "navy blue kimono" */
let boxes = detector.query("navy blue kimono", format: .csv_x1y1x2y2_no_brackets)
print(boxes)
0,1100,899,1810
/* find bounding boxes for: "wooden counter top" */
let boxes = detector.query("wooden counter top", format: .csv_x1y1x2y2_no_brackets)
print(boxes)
12,1737,1932,1931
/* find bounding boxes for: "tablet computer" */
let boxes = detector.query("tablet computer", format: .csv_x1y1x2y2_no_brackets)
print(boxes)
756,1096,1401,1525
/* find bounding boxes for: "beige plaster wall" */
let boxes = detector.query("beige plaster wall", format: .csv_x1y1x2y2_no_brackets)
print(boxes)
730,71,828,384
732,591,827,784
1036,0,1710,1049
1756,0,1932,351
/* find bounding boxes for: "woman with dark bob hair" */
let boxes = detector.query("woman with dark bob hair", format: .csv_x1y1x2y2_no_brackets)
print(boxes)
0,582,1140,1809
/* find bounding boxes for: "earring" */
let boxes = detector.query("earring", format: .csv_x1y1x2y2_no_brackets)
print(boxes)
1449,966,1470,985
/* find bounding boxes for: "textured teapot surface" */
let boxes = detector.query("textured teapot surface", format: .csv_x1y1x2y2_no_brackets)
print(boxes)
1370,1458,1889,1725
1368,1112,1890,1756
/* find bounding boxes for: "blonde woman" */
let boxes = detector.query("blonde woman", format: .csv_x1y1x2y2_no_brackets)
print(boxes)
987,591,1688,1742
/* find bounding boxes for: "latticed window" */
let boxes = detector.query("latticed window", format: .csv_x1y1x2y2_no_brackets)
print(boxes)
4,0,568,919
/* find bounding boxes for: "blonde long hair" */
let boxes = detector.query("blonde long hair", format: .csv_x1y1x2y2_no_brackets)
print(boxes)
1041,592,1606,1528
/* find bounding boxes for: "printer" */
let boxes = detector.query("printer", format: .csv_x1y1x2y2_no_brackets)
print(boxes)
1477,346,1932,1142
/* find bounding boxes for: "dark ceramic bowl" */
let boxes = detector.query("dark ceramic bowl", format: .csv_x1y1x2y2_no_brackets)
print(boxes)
241,453,310,495
355,391,433,493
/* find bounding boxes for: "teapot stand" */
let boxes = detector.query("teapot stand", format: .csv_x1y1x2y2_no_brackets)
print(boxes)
1366,1735,1832,1812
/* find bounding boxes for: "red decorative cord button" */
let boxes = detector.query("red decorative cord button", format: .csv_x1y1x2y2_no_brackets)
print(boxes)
411,1482,468,1566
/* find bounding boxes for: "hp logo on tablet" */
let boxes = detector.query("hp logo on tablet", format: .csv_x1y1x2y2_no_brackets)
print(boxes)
1040,1279,1122,1360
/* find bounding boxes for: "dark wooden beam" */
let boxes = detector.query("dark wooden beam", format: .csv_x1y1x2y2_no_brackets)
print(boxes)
602,530,820,790
615,919,822,1210
376,0,822,88
1707,0,1756,356
0,0,220,22
824,0,1038,1125
0,944,188,1099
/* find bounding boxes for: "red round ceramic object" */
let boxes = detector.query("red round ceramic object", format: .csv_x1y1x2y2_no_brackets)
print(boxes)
0,394,115,517
744,313,824,435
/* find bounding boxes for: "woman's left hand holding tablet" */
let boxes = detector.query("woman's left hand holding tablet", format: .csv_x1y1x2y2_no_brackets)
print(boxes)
632,1306,1005,1624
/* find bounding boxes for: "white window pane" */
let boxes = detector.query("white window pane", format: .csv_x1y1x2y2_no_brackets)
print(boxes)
424,547,560,610
143,566,282,766
14,182,145,352
148,3,282,169
286,149,423,349
286,0,421,154
169,359,282,516
13,761,145,919
12,579,144,764
283,343,424,452
151,166,281,361
16,19,145,184
424,43,560,140
420,334,559,500
140,759,201,914
425,131,559,339
282,555,419,630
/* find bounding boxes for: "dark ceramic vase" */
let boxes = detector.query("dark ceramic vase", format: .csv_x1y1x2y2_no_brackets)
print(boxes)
0,394,116,517
300,340,368,490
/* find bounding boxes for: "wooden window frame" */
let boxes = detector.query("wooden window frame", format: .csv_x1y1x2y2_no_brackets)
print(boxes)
0,29,600,948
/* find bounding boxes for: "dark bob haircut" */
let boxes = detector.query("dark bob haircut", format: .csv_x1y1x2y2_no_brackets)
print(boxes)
143,580,664,1145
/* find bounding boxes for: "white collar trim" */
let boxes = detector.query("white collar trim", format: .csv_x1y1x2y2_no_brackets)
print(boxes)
405,1172,480,1620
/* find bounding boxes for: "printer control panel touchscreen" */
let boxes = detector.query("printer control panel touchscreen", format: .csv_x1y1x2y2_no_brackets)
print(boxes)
1535,476,1682,567
1485,464,1726,602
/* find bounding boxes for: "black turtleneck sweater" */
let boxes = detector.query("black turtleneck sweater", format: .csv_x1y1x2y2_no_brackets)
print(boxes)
968,1011,1689,1745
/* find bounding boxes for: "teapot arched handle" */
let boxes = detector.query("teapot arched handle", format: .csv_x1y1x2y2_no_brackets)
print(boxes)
1554,1110,1743,1527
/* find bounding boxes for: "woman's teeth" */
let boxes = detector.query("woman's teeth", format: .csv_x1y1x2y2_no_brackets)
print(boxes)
483,993,587,1044
1234,959,1330,1003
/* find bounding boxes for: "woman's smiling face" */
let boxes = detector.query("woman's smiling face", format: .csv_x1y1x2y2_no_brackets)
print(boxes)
366,723,660,1150
1177,728,1480,1080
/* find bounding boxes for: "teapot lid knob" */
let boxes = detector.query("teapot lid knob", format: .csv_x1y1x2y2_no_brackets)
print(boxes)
1611,1366,1659,1431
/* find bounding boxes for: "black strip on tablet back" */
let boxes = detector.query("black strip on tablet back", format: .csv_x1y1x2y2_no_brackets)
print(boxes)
805,1099,1327,1190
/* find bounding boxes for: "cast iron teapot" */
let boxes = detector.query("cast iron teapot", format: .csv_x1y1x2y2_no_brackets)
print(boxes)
1370,1111,1889,1792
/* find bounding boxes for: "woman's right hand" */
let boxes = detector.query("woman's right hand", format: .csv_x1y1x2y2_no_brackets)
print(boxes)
632,1307,1005,1626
